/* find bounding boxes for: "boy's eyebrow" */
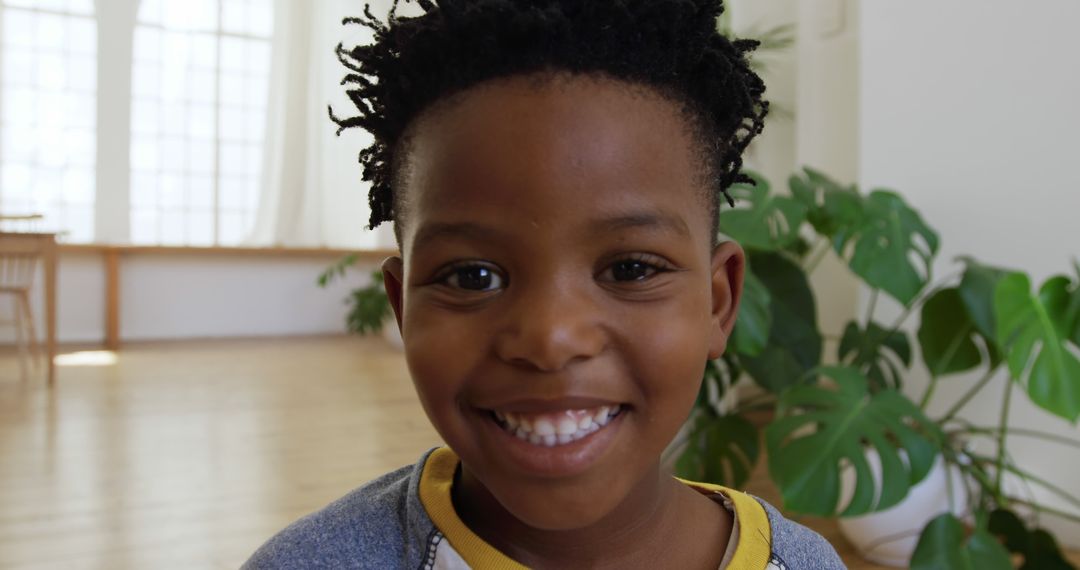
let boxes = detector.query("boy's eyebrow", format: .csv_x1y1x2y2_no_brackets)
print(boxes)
592,211,691,238
411,221,507,251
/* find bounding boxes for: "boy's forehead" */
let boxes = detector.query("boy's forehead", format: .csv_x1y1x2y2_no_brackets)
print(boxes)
397,74,714,249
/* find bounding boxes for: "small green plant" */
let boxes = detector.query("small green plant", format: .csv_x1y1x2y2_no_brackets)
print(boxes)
670,168,1080,568
318,255,391,335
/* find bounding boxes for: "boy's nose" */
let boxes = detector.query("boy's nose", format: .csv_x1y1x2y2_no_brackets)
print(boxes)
493,285,607,373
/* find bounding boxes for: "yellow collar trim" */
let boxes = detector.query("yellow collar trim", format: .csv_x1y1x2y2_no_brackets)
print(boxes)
419,447,773,570
679,478,774,570
418,447,529,569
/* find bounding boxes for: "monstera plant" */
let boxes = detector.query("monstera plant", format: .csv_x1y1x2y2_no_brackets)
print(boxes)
671,168,1080,569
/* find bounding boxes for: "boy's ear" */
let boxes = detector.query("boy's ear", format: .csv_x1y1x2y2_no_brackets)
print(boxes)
381,256,405,332
708,242,745,360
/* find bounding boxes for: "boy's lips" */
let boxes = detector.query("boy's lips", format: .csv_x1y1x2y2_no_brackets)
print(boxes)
473,398,629,477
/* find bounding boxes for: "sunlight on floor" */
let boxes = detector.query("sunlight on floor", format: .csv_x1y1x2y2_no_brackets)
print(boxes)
54,350,118,367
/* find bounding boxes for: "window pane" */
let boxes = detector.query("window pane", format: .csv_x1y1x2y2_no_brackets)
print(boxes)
131,135,160,171
2,10,36,48
68,55,96,92
1,5,99,241
188,140,214,174
130,0,274,246
161,0,218,33
37,14,66,49
2,88,37,126
248,0,274,38
3,49,35,88
160,211,185,244
68,17,95,54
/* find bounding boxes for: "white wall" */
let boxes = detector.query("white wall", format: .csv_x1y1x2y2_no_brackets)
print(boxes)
0,253,381,344
861,0,1080,544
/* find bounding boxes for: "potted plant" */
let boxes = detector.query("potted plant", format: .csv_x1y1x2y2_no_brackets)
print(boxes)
317,255,400,348
671,168,1080,568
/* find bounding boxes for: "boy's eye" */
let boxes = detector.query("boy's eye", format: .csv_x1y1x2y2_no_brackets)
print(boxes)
601,256,670,282
439,264,505,291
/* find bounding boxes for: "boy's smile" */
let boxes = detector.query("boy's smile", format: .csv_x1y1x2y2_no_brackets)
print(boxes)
381,72,743,548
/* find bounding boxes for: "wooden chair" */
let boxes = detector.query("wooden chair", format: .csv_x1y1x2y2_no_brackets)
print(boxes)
0,215,48,380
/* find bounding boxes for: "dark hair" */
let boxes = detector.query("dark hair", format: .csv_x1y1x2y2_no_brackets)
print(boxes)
330,0,768,245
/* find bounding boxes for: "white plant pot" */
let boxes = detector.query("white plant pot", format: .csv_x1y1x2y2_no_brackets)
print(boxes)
381,315,404,350
837,450,967,567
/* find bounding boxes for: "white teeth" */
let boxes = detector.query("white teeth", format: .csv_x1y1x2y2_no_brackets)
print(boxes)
533,418,556,436
556,417,578,435
492,405,623,448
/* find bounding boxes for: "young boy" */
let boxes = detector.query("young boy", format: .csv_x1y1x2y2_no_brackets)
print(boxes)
245,1,844,568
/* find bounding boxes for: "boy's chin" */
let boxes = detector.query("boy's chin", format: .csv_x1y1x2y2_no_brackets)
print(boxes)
502,493,620,531
490,477,640,532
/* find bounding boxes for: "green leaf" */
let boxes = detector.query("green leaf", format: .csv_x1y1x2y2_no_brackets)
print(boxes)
317,253,360,288
1064,270,1080,348
698,357,737,408
740,253,822,393
986,509,1076,570
765,366,942,516
838,320,912,390
988,508,1028,554
345,271,391,335
674,412,759,489
1025,529,1076,570
837,190,940,305
958,257,1010,343
732,270,772,357
911,514,1012,570
788,168,864,239
918,288,985,378
995,273,1080,421
719,172,807,251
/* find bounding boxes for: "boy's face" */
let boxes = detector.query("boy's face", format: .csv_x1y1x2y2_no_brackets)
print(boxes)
382,74,744,531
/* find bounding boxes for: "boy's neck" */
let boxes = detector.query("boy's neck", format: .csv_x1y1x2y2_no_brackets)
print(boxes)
452,464,732,569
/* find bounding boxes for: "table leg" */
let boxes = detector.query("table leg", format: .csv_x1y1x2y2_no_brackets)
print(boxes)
105,249,120,351
44,238,57,387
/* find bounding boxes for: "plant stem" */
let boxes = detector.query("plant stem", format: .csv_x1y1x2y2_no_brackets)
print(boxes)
803,237,832,274
919,376,939,410
844,272,962,374
865,288,879,328
939,365,1001,422
995,378,1013,493
958,426,1080,451
951,449,1007,506
1007,497,1080,525
970,454,1080,511
1003,464,1080,511
732,393,776,415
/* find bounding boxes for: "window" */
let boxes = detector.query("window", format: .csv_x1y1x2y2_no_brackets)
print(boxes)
130,0,272,246
0,0,96,242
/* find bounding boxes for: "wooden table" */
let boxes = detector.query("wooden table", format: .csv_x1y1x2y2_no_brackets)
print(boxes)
0,231,58,386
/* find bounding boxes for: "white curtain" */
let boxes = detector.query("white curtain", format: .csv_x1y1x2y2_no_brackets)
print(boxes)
247,0,397,250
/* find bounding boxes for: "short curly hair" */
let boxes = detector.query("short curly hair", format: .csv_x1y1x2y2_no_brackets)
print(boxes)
330,0,768,246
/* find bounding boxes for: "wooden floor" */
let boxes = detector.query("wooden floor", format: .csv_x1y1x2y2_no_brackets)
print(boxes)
0,336,1074,569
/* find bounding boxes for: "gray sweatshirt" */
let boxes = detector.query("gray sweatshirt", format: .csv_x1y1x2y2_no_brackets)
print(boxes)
243,448,845,569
